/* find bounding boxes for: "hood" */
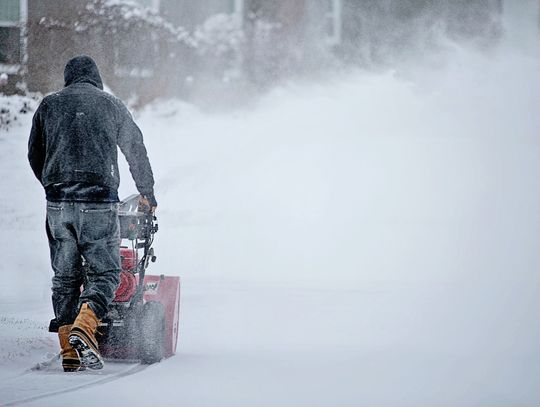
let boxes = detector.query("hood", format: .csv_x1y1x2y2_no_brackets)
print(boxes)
64,55,104,90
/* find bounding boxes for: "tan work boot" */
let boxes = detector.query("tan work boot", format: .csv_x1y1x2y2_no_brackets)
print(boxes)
69,303,104,370
58,324,84,372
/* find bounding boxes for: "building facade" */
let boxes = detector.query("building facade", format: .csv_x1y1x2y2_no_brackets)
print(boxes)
0,0,517,101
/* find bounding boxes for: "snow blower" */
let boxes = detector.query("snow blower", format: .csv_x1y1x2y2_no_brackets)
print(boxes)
98,194,180,363
49,195,181,364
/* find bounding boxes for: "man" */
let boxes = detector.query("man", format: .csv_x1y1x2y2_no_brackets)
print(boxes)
28,55,157,372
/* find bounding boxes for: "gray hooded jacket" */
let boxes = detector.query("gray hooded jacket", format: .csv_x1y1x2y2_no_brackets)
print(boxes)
28,55,155,204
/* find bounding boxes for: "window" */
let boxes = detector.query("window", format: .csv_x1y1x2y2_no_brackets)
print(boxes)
0,0,20,24
325,0,342,46
0,0,26,68
0,27,21,66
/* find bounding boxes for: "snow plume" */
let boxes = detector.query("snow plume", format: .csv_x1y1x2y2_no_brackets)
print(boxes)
117,45,540,405
126,44,540,290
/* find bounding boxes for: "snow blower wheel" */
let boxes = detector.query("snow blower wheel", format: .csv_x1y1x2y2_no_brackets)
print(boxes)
140,301,166,364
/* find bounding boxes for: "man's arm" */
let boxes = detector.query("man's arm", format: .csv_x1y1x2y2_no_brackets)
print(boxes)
28,104,45,183
117,105,157,208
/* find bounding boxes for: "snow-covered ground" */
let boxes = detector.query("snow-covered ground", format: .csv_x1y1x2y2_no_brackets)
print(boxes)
1,45,540,406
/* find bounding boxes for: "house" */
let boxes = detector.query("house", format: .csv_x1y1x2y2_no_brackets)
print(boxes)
0,0,519,101
0,0,340,97
0,0,190,102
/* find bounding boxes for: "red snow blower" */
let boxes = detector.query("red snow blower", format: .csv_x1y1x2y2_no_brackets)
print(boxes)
98,194,180,363
49,195,181,364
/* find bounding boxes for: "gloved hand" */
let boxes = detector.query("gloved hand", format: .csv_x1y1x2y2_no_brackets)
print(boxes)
138,194,158,214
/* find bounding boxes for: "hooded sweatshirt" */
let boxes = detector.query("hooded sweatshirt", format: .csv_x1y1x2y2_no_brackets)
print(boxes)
28,55,155,204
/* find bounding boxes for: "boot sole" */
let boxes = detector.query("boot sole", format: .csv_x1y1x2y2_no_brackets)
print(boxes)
62,357,86,372
63,366,86,372
69,335,104,370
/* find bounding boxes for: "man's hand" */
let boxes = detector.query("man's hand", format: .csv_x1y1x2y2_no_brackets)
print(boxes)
138,194,157,214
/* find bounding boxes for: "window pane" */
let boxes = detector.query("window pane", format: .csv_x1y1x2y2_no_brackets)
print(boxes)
0,0,20,22
0,27,21,64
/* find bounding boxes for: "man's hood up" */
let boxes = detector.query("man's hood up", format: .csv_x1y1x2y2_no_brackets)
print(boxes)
64,55,104,90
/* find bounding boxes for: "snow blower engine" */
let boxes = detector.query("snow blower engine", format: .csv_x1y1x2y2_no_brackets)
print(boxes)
49,195,181,364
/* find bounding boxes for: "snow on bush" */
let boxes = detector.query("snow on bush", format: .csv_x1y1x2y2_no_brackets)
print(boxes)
0,94,39,132
87,0,191,42
38,0,191,44
193,14,244,58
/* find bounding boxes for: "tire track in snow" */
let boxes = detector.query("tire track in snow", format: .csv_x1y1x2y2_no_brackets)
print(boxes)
1,362,147,406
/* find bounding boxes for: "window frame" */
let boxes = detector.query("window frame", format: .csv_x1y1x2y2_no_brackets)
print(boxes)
0,0,27,73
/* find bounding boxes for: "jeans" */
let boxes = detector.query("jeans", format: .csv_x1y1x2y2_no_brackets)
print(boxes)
46,201,120,324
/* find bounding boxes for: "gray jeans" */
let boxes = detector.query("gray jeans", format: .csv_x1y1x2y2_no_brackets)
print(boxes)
46,201,120,324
